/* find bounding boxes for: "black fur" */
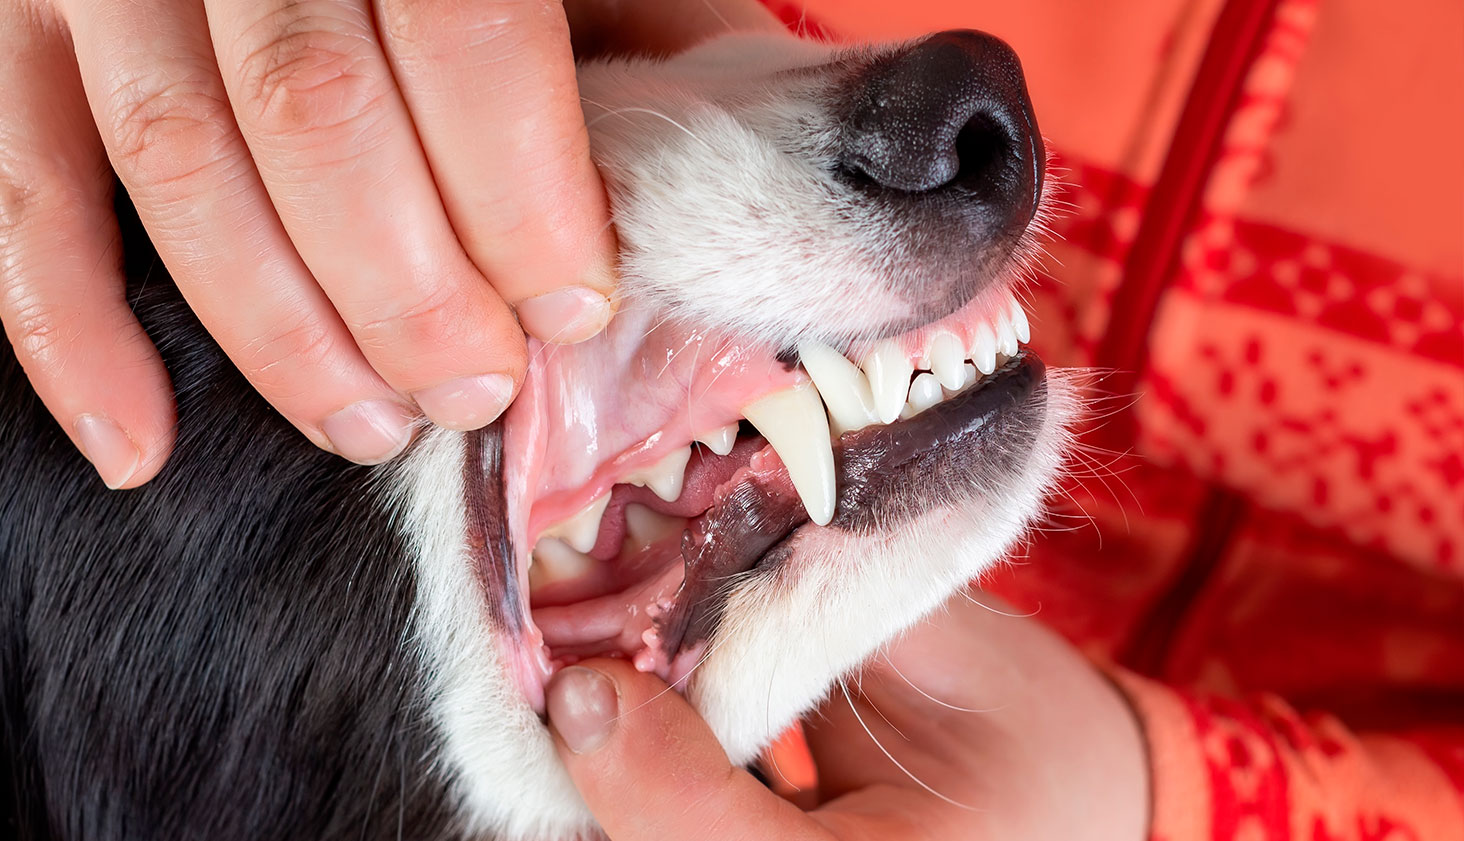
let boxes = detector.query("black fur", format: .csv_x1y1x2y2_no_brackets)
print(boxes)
1,190,462,840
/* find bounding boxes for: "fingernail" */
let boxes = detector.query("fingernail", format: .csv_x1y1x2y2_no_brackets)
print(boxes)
74,414,141,490
321,400,416,465
517,286,613,345
547,666,618,754
411,373,514,431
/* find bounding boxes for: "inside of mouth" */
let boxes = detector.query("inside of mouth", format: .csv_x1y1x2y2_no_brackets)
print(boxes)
505,284,1036,689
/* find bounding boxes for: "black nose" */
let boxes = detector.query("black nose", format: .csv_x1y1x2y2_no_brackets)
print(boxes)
838,30,1043,227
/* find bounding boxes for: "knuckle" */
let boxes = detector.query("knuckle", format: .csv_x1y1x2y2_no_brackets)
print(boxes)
1,288,77,373
351,283,468,358
103,75,237,191
233,315,338,384
382,0,559,59
232,12,391,140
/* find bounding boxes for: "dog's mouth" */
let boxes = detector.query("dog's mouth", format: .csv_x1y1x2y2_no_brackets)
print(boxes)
487,285,1043,710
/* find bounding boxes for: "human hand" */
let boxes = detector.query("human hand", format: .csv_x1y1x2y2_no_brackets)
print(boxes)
1,0,620,487
547,591,1150,840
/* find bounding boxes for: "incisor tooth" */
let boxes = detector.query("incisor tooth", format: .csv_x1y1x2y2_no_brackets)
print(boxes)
907,372,944,414
798,340,879,435
994,313,1019,357
626,446,692,502
928,331,968,390
1009,296,1031,343
742,381,837,526
970,323,998,375
861,340,914,425
694,423,738,456
542,493,611,554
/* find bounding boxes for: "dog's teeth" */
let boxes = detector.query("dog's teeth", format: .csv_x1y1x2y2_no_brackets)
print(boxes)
542,493,611,554
1008,295,1031,344
694,423,739,456
970,323,998,375
928,331,968,391
529,537,596,586
962,362,979,387
798,340,879,435
742,381,837,526
861,340,915,425
994,310,1020,357
623,503,686,553
626,446,692,502
907,372,944,415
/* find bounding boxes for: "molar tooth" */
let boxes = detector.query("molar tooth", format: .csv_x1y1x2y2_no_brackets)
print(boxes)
928,331,968,391
623,503,686,552
741,381,837,526
1009,295,1031,344
860,339,915,425
529,537,596,587
627,446,692,502
970,323,998,375
907,372,944,414
798,340,879,435
543,493,611,554
694,423,738,456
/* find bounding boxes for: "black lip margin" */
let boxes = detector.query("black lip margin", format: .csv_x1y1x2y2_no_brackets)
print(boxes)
657,350,1048,660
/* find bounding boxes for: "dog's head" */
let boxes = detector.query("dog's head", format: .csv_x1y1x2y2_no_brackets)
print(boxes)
394,29,1072,839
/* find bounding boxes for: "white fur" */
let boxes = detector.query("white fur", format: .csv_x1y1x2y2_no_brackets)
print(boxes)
389,32,1074,840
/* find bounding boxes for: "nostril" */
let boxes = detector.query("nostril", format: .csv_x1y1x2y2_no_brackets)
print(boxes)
837,30,1042,227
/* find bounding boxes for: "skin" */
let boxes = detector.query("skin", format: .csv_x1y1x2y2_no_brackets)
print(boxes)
548,591,1151,840
0,0,780,488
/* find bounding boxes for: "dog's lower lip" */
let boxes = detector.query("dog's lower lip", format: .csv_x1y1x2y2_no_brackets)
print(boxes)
656,349,1046,660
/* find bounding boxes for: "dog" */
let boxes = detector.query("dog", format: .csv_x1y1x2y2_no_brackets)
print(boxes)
1,28,1073,840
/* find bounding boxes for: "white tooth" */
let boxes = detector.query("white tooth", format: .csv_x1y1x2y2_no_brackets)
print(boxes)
543,493,611,554
860,340,914,425
970,323,998,375
626,446,692,502
927,331,968,391
1009,295,1031,344
623,503,686,552
907,372,944,414
529,537,596,587
994,312,1019,357
741,381,837,526
798,340,879,435
694,423,738,456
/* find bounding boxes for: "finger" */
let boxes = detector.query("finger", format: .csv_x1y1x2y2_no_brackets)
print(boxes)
208,0,528,429
563,0,785,58
0,4,174,488
546,660,829,841
66,0,419,464
378,0,617,344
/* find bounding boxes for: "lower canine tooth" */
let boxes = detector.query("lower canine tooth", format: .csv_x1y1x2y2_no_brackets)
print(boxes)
907,372,944,414
798,340,879,435
626,446,692,502
542,493,611,554
741,381,837,526
694,423,738,456
861,340,915,425
530,537,596,586
623,503,686,552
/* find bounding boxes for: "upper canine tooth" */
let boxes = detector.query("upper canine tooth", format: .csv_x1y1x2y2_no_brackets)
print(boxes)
970,323,998,375
1009,296,1031,344
798,340,879,435
626,446,692,502
542,493,611,554
741,381,837,526
928,331,968,391
694,423,738,456
861,340,915,425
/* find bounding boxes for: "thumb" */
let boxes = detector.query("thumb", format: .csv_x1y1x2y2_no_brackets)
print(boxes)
546,660,826,841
